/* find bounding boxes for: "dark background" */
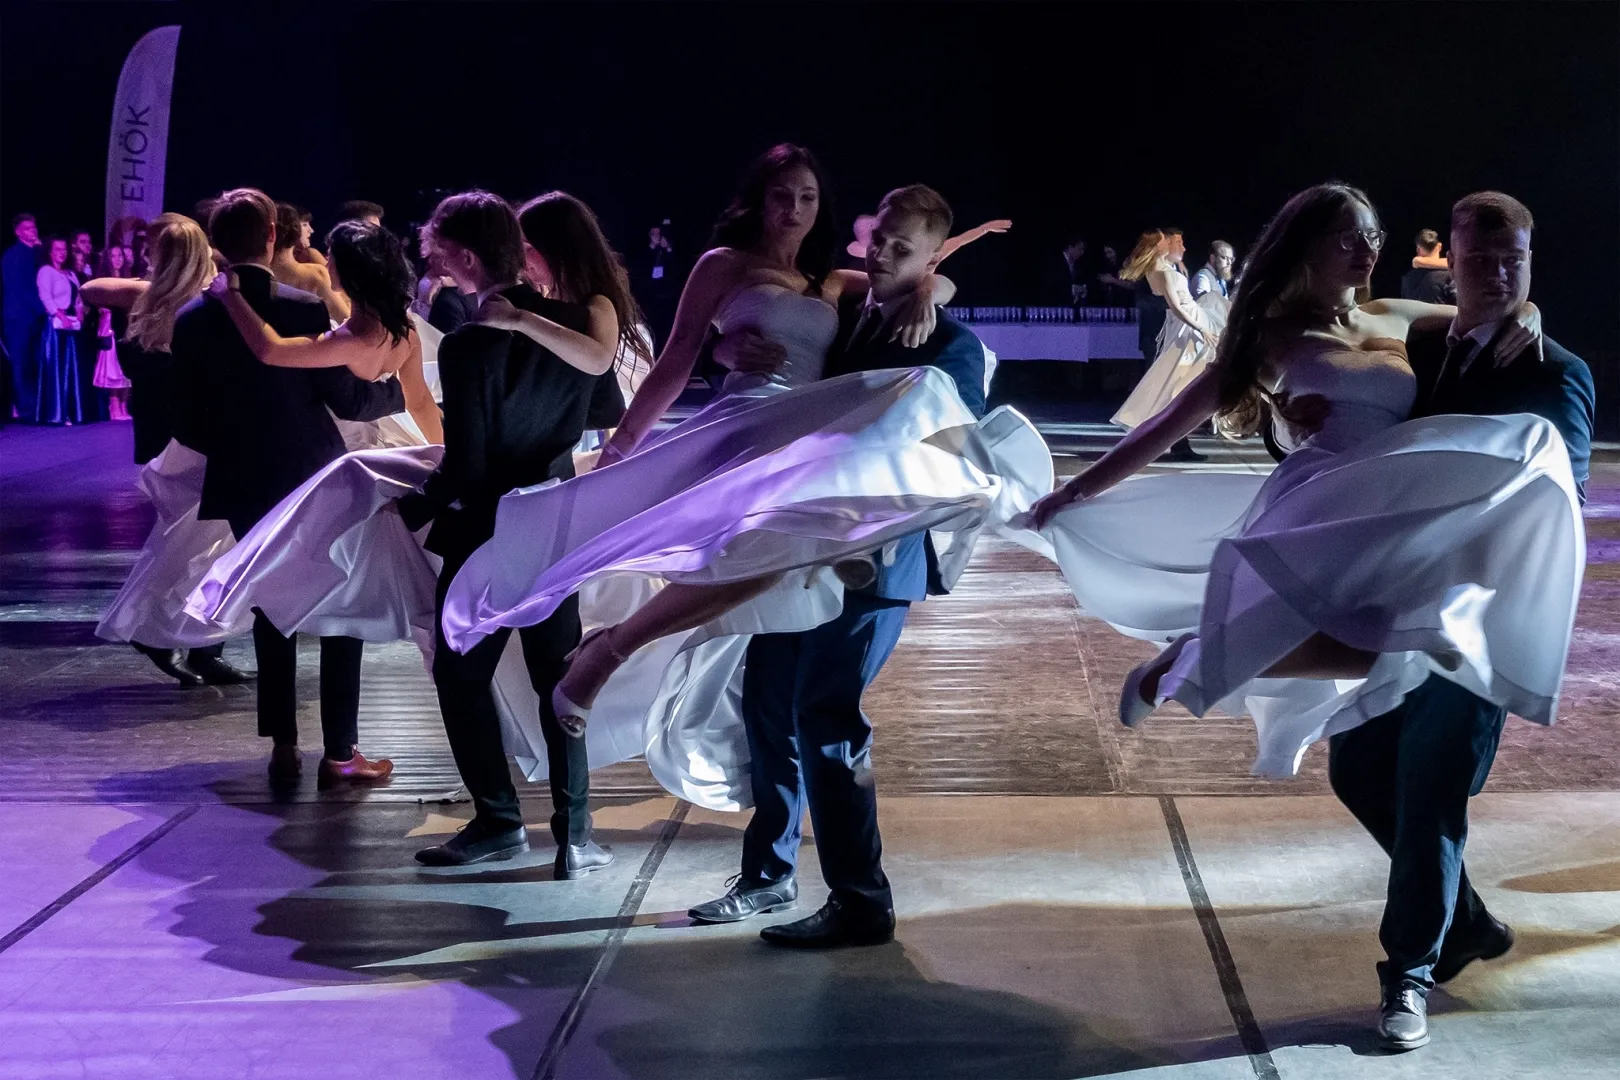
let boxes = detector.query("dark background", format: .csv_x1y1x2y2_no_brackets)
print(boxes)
4,1,1616,426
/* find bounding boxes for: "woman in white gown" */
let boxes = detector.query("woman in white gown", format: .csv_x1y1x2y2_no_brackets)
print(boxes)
109,221,443,660
1027,182,1579,777
438,147,1050,806
1112,229,1228,430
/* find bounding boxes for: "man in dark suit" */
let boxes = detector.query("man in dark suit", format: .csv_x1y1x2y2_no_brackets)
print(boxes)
689,185,986,947
1042,233,1086,308
172,188,405,787
2,213,44,422
1329,191,1594,1051
402,191,621,877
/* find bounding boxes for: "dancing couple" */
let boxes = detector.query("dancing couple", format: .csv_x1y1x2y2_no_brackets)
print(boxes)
429,149,1041,944
1030,184,1592,1049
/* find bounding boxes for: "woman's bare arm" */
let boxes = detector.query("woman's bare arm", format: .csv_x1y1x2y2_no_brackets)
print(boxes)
827,268,958,348
479,292,618,375
1030,370,1221,527
1365,296,1541,364
211,273,400,378
398,331,443,443
81,277,150,310
600,251,740,460
931,219,1012,268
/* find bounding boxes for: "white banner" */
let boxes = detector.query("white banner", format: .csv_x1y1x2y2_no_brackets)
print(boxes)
104,25,181,245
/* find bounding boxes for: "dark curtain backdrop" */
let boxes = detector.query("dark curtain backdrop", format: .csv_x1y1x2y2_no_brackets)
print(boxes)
4,1,1615,426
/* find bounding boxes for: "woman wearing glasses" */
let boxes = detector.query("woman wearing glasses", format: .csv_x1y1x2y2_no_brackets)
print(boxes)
1024,182,1576,778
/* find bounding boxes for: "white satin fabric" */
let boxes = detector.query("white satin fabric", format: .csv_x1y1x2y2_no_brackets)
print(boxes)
1112,289,1230,430
96,442,238,648
444,366,1053,808
1036,346,1584,777
98,320,440,652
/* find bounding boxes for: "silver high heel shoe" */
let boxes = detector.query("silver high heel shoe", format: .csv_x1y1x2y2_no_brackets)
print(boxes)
551,626,629,738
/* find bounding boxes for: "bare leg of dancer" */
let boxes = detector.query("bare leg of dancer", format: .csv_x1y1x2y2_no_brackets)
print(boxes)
552,574,784,727
1123,631,1379,727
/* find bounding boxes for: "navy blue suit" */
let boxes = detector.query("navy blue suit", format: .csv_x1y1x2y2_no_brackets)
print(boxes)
2,241,44,421
738,295,986,917
1329,324,1594,990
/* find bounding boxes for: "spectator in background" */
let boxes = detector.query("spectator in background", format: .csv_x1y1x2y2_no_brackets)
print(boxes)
1400,227,1454,303
271,201,350,321
1190,240,1235,300
337,200,384,226
33,236,84,425
419,224,475,333
1044,231,1087,306
90,246,134,420
71,230,96,282
291,206,327,266
635,220,680,348
3,213,45,421
1094,243,1132,306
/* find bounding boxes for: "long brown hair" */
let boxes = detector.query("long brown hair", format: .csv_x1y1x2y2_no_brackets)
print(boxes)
1211,182,1378,436
1118,229,1166,282
710,143,838,293
516,192,652,366
128,213,213,352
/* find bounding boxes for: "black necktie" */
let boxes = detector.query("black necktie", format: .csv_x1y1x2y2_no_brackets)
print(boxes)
1431,337,1472,407
849,305,882,353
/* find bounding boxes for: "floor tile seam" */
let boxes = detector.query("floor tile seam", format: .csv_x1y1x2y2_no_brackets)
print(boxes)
0,803,199,957
531,799,690,1080
1158,795,1281,1080
1067,613,1127,793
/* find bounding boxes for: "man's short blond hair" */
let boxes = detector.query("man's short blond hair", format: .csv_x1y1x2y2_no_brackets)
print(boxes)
876,184,953,240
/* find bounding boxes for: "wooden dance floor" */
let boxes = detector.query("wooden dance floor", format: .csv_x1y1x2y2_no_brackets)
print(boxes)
2,422,1618,1079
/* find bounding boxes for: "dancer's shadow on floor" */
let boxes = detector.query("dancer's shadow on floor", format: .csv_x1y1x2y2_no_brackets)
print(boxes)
99,767,1316,1079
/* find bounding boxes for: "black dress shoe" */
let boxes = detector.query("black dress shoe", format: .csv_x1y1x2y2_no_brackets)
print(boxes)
268,744,302,786
1433,916,1515,984
555,839,614,880
188,652,257,685
759,898,894,949
689,875,798,924
1162,439,1208,463
415,822,529,866
1376,979,1430,1051
131,642,204,687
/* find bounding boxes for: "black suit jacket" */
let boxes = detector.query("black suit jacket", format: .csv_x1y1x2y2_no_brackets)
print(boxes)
822,291,988,601
1409,324,1595,501
400,284,623,558
171,265,404,532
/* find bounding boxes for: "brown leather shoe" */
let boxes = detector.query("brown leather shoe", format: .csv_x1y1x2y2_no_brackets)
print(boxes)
318,750,394,790
268,744,302,786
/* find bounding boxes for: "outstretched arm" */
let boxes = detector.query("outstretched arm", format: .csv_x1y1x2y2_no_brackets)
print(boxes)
599,250,738,461
931,219,1012,269
208,271,403,378
81,277,150,310
1029,369,1221,528
477,292,618,375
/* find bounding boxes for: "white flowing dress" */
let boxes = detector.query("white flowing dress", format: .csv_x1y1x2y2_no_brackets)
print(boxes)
444,284,1052,807
1039,339,1584,776
97,313,443,650
167,285,1051,805
1113,261,1228,430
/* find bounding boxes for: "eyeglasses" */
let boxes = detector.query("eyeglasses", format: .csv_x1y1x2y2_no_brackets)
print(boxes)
1332,228,1387,252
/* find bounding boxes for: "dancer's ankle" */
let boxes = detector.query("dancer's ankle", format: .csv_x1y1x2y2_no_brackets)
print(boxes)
561,626,626,709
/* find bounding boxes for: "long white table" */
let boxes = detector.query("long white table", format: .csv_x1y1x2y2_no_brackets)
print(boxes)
968,322,1142,362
